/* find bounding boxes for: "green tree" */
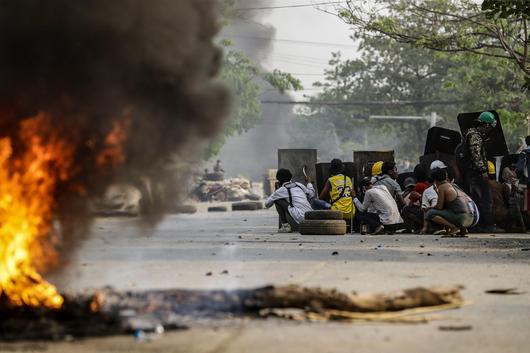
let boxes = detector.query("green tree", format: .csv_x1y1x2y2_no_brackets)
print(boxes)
336,0,530,86
291,33,529,160
291,38,457,161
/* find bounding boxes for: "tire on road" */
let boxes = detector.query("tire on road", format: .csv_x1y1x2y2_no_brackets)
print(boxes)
208,206,228,212
170,204,198,214
305,210,343,220
232,201,259,211
299,219,347,235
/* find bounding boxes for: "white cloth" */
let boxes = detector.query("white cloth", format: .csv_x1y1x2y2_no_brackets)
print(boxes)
353,185,402,225
265,181,315,223
421,185,438,210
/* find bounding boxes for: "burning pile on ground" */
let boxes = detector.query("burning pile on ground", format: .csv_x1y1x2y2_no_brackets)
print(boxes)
0,285,466,340
0,0,229,310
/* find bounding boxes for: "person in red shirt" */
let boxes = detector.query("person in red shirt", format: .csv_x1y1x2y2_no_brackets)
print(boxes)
401,164,430,232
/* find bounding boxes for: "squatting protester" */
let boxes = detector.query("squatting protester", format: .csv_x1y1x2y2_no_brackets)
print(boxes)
425,168,475,237
419,160,446,235
401,164,429,233
372,161,405,209
265,168,314,233
316,158,355,221
353,177,402,235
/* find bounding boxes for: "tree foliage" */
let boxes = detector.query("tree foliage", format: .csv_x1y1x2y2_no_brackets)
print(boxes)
336,0,530,86
291,38,457,161
291,32,529,160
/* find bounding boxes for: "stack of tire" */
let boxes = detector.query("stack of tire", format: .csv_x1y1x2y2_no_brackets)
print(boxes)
299,210,347,235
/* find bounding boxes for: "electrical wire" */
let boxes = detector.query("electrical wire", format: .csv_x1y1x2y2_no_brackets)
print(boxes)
234,1,346,11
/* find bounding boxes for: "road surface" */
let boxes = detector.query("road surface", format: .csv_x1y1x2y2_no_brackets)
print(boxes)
4,207,530,353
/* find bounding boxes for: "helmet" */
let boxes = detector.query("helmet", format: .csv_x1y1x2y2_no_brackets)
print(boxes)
371,161,383,176
487,161,495,175
403,177,416,189
430,160,447,170
477,111,497,127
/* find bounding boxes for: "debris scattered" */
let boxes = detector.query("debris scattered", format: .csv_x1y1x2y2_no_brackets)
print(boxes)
438,325,472,331
485,288,525,295
0,284,467,340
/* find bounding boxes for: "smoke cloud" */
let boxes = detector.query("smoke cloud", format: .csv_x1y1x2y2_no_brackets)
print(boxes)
0,0,229,205
0,0,231,270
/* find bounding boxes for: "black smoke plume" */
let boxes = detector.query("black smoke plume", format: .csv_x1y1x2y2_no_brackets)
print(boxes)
0,0,230,260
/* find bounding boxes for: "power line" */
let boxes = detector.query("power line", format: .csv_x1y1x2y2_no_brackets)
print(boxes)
260,100,463,106
234,1,345,11
227,34,355,48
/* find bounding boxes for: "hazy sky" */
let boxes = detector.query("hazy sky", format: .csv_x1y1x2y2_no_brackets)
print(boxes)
239,1,360,97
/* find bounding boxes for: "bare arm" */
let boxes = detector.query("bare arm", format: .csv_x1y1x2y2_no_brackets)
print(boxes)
319,180,331,201
434,185,446,210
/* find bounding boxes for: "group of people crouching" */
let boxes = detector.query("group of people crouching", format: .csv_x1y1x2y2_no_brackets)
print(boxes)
265,158,477,237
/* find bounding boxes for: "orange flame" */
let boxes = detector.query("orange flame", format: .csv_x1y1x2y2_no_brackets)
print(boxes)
0,112,75,309
96,116,131,168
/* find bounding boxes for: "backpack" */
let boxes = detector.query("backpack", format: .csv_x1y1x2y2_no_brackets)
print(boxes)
516,150,530,184
454,140,470,176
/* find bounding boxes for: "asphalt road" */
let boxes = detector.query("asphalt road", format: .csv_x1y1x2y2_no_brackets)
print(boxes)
5,207,530,353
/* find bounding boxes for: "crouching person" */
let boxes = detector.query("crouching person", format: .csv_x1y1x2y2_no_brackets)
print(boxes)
265,168,314,233
425,168,475,237
353,177,403,235
316,159,355,222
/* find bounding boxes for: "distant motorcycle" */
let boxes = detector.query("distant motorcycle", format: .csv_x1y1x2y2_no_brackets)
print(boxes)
191,182,227,202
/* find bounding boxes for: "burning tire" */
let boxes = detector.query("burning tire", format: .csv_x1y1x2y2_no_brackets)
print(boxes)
232,201,259,211
208,206,228,212
299,220,347,235
304,210,343,220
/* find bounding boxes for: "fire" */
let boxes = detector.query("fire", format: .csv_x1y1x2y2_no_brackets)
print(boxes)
0,112,75,309
96,114,131,168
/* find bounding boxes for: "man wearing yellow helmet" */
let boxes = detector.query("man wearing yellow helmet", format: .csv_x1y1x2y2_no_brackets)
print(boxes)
371,161,383,177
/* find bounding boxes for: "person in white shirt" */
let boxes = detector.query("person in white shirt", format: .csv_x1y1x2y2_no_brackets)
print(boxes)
353,177,403,235
265,168,315,233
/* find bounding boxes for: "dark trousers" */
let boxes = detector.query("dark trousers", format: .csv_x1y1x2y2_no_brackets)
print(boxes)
356,211,381,232
274,199,299,231
401,205,423,231
466,171,493,227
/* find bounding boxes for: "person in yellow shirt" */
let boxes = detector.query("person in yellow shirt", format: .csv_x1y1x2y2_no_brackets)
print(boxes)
318,159,355,220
